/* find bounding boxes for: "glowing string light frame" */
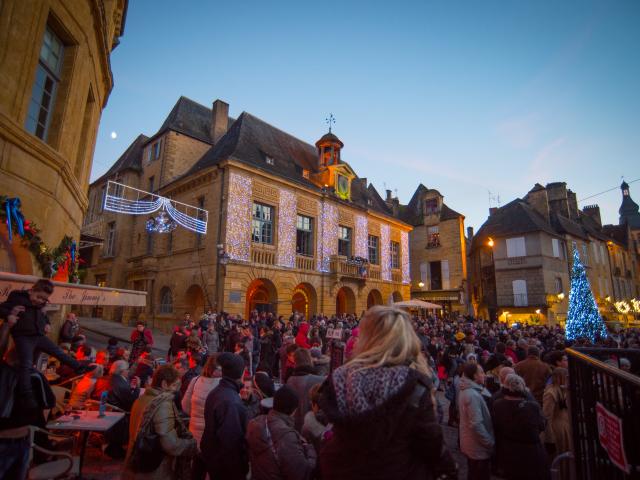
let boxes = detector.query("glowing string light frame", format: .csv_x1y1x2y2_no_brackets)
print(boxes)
104,180,208,234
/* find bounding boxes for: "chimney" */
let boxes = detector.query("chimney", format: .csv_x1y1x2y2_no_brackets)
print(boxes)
489,207,498,216
385,189,392,202
392,197,400,217
567,189,579,220
467,226,474,241
211,99,229,144
583,204,602,227
524,183,550,223
546,182,569,218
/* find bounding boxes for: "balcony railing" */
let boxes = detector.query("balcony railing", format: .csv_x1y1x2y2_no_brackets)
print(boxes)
296,255,314,271
330,256,366,279
369,264,381,280
496,293,548,307
426,239,441,249
392,270,402,283
251,245,276,266
507,256,527,265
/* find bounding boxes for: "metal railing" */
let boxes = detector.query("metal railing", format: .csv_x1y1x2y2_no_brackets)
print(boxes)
567,348,640,480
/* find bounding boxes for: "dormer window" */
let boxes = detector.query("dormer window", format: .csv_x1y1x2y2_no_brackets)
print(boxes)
424,198,439,215
265,156,274,165
367,198,373,206
302,169,310,179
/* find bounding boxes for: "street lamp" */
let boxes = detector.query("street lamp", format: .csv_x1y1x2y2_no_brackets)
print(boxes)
487,237,494,247
557,292,565,300
418,281,425,288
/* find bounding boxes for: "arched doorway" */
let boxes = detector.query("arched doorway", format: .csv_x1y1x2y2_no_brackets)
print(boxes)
246,278,278,318
336,286,356,315
291,283,318,319
185,285,206,318
390,291,403,304
367,289,383,309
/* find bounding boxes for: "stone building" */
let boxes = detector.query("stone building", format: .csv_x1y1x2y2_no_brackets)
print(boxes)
82,98,411,329
0,0,127,274
468,182,635,325
398,184,467,313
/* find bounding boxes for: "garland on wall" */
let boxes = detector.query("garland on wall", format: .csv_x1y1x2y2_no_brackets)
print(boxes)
1,195,82,282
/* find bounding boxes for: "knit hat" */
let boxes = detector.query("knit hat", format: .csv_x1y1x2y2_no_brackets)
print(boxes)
273,385,299,415
253,371,275,398
217,353,245,380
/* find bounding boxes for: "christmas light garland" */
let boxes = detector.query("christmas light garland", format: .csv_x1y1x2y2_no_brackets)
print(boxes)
277,189,297,268
380,223,391,281
318,201,338,272
226,173,253,261
401,230,410,284
355,215,368,258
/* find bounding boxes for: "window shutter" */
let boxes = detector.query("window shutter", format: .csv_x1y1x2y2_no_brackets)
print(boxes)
512,279,527,306
442,260,450,289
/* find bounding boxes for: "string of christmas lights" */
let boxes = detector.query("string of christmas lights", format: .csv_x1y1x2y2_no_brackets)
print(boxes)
104,180,208,234
401,230,410,284
318,201,338,272
355,215,368,258
380,224,391,281
226,173,253,261
277,189,297,268
565,249,608,342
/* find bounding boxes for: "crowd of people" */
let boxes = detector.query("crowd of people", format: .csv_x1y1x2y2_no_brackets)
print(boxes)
0,278,639,479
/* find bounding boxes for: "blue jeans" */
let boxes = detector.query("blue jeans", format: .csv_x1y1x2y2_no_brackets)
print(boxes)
0,436,30,480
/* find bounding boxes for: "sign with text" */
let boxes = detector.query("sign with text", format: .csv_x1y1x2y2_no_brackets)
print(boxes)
0,272,146,307
596,402,630,474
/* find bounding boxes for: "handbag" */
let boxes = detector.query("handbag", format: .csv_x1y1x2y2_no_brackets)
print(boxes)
129,395,168,473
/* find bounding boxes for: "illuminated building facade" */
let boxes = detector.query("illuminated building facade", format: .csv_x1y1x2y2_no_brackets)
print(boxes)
83,98,411,329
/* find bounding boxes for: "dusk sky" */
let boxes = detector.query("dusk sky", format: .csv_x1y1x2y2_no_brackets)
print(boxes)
91,0,639,231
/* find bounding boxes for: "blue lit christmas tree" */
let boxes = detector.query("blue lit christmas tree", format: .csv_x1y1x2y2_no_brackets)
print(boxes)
565,249,608,342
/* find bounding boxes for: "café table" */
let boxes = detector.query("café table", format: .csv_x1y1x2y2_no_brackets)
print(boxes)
47,410,125,478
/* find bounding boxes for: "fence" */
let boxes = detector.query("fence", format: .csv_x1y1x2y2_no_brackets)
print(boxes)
567,348,640,479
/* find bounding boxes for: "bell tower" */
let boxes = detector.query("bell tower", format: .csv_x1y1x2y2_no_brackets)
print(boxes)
315,114,344,169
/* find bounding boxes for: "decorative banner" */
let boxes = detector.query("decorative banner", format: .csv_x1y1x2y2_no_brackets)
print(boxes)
380,224,391,281
226,173,253,261
596,402,630,474
354,215,368,259
104,181,208,234
401,230,410,284
318,202,338,272
277,189,297,268
0,272,146,306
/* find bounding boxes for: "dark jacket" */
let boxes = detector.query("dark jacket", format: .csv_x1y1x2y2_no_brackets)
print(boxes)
59,319,80,343
0,290,49,337
201,376,249,479
107,374,140,412
286,366,325,432
318,363,457,480
169,331,186,357
246,410,316,480
492,396,549,480
514,356,552,404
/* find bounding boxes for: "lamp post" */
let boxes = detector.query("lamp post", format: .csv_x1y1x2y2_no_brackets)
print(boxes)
215,244,230,310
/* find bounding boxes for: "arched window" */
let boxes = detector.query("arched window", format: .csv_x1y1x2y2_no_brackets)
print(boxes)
159,287,173,314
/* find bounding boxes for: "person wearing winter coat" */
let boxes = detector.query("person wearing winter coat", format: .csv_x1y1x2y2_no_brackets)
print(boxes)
286,348,325,432
256,328,276,376
492,374,549,480
246,385,317,480
168,326,187,359
310,347,330,376
514,346,552,405
202,325,220,354
542,367,571,457
59,312,80,343
186,329,203,354
302,383,331,454
295,322,311,349
317,306,457,480
201,353,249,480
181,355,221,480
124,365,197,480
458,362,494,480
130,322,154,363
69,364,103,409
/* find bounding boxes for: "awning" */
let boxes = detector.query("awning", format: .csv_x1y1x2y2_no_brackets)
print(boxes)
0,272,146,307
394,299,443,309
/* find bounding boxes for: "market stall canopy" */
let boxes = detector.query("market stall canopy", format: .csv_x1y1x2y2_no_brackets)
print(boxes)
0,272,146,307
394,299,443,309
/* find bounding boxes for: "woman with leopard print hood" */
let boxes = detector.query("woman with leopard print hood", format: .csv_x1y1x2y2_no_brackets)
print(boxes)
317,306,457,480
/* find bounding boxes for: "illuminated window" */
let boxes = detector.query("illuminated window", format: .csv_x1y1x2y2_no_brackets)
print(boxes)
390,241,400,269
427,226,440,248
